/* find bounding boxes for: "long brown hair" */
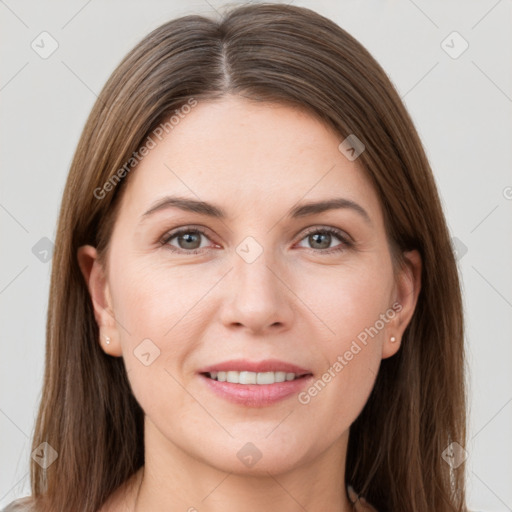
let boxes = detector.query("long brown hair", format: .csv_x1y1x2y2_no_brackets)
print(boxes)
28,3,468,511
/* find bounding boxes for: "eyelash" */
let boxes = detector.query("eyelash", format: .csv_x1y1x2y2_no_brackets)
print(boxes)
160,225,353,255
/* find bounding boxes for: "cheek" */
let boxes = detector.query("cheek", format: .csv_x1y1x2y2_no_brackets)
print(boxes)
297,259,392,339
297,326,380,447
294,263,390,428
109,259,211,410
111,257,209,339
298,356,378,447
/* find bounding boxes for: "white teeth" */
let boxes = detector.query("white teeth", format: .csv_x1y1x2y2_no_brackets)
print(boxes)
207,370,301,384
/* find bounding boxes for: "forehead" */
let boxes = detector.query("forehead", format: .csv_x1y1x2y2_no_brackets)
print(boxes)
118,96,382,224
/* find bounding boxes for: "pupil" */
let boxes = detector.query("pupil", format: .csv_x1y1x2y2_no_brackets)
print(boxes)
180,232,200,249
310,233,330,249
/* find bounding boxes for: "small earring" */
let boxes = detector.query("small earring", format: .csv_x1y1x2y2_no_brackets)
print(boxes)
105,335,111,345
390,336,396,343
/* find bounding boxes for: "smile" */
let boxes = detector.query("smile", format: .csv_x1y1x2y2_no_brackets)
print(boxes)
198,372,313,407
204,370,308,385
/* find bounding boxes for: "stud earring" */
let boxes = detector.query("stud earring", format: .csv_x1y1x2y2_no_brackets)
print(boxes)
390,336,396,343
105,335,111,345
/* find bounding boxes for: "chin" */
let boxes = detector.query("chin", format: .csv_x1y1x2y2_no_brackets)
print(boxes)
197,437,311,476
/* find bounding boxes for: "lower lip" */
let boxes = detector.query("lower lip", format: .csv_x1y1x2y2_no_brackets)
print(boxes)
198,373,313,407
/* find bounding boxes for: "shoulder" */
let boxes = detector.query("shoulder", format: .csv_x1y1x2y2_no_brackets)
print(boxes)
1,496,36,512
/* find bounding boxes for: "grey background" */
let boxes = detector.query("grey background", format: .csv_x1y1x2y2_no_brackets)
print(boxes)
1,1,511,510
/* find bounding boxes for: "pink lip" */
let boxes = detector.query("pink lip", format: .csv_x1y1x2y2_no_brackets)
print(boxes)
196,358,312,376
198,373,314,407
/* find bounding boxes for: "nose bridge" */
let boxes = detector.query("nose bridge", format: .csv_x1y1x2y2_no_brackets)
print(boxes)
219,234,294,332
232,235,281,299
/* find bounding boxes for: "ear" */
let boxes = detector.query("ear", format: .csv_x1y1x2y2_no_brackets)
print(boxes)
77,245,122,356
382,249,422,359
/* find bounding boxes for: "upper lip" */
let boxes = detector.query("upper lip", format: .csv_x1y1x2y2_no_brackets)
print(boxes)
197,359,312,377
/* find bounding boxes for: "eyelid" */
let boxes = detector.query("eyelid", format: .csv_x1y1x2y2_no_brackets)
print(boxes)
293,225,353,254
297,225,353,243
160,224,215,244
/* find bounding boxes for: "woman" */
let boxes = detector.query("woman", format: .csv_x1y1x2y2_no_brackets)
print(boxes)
2,3,468,511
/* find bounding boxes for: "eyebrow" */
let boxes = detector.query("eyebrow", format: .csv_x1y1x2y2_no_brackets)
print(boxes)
141,195,372,225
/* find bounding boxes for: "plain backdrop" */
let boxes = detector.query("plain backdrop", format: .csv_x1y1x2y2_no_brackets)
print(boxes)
1,1,511,510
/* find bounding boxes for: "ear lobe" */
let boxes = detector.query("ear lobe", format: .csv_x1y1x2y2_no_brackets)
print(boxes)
77,245,114,329
382,249,422,359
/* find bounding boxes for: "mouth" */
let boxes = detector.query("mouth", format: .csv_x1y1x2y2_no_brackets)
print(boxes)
196,359,314,406
197,363,314,407
201,370,312,385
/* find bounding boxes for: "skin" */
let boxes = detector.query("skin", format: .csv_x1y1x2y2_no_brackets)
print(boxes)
78,95,421,512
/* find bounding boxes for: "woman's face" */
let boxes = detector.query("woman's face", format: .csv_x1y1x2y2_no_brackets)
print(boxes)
79,95,420,477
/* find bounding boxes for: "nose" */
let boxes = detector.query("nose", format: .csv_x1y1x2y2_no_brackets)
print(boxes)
218,247,295,335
